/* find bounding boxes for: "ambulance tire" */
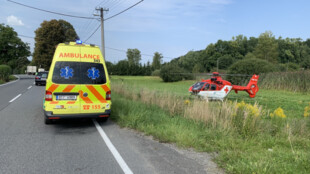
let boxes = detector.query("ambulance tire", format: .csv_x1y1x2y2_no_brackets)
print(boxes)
97,117,109,123
44,117,53,124
35,82,38,86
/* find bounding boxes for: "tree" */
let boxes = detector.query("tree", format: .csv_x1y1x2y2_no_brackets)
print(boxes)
253,31,278,63
160,63,193,82
33,19,78,69
0,24,31,70
228,58,275,84
217,54,235,69
152,52,163,70
126,48,141,66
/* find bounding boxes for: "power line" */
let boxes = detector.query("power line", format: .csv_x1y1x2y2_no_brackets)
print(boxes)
84,0,144,41
104,46,175,60
18,34,34,39
84,24,101,42
17,34,176,60
104,0,143,21
7,0,98,20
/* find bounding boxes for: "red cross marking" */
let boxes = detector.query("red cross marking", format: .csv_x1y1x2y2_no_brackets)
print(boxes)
224,87,229,93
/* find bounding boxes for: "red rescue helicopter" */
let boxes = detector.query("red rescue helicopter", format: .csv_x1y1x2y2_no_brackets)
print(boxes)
189,72,259,101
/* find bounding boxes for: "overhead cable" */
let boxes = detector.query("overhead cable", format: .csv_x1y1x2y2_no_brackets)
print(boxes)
104,0,143,21
7,0,97,19
84,24,101,42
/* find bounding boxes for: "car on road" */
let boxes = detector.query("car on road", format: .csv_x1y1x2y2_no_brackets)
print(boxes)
35,71,48,86
43,41,111,124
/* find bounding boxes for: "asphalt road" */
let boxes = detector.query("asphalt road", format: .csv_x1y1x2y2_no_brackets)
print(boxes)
0,75,221,174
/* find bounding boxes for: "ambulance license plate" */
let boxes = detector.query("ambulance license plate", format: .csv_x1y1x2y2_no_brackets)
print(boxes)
56,95,77,100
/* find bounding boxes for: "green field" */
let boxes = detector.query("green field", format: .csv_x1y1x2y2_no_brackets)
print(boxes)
111,75,310,118
110,75,310,173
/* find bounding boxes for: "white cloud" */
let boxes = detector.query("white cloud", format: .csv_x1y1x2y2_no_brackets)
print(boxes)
7,15,24,26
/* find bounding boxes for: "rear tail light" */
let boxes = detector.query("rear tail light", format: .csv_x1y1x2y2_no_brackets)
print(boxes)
45,91,53,101
35,76,40,79
49,117,60,119
106,91,111,100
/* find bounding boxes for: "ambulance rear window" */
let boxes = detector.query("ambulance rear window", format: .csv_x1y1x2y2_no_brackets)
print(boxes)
52,61,106,84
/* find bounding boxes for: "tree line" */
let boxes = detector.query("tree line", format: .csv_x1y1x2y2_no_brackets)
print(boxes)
109,31,310,82
2,19,310,83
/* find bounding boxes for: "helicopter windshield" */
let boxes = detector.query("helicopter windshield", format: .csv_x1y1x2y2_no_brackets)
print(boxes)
192,82,206,91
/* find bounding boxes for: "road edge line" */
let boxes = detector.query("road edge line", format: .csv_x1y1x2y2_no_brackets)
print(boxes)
93,119,134,174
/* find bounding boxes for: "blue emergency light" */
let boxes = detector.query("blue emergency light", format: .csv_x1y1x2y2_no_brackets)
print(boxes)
76,40,83,44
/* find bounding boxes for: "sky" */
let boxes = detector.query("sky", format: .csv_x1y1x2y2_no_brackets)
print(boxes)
1,0,310,64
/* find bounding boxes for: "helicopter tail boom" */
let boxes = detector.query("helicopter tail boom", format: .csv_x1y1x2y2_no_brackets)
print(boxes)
232,75,259,98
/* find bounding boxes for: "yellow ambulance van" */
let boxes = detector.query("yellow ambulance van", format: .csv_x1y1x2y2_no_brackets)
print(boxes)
43,41,111,124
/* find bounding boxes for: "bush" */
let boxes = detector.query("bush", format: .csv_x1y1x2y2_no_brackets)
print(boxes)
277,63,300,72
151,69,161,76
0,65,12,82
160,63,193,82
9,75,17,81
228,58,275,84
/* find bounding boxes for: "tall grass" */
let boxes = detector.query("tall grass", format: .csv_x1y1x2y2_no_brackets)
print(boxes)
112,82,310,139
111,87,310,173
259,70,310,93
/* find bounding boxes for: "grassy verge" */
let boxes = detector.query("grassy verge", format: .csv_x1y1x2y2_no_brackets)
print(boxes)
0,75,17,85
111,92,310,173
9,75,17,81
111,76,310,173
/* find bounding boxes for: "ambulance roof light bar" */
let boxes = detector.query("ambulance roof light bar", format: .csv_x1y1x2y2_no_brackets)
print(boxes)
76,40,83,44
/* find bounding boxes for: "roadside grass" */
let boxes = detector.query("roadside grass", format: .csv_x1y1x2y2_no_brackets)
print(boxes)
111,92,310,173
0,75,17,84
111,75,310,173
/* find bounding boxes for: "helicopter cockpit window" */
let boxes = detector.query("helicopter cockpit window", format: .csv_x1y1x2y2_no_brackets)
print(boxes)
203,83,210,90
210,84,217,90
192,82,206,91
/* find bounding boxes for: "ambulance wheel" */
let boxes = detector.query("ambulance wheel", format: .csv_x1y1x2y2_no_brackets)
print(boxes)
97,117,109,122
44,117,53,124
35,82,38,86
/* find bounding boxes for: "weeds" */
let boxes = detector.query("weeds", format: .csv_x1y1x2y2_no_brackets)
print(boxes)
259,70,310,93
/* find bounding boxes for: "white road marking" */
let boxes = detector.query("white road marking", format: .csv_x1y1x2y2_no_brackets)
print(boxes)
27,86,32,89
9,94,22,103
33,82,35,84
93,119,133,174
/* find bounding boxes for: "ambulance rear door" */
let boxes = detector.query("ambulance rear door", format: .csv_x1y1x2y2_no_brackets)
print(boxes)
49,44,82,115
79,46,110,114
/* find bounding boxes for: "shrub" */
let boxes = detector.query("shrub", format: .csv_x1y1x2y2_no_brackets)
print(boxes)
276,63,300,72
151,69,161,76
0,65,12,82
160,63,193,82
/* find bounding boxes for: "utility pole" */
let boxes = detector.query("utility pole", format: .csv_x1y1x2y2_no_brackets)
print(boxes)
94,7,109,59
